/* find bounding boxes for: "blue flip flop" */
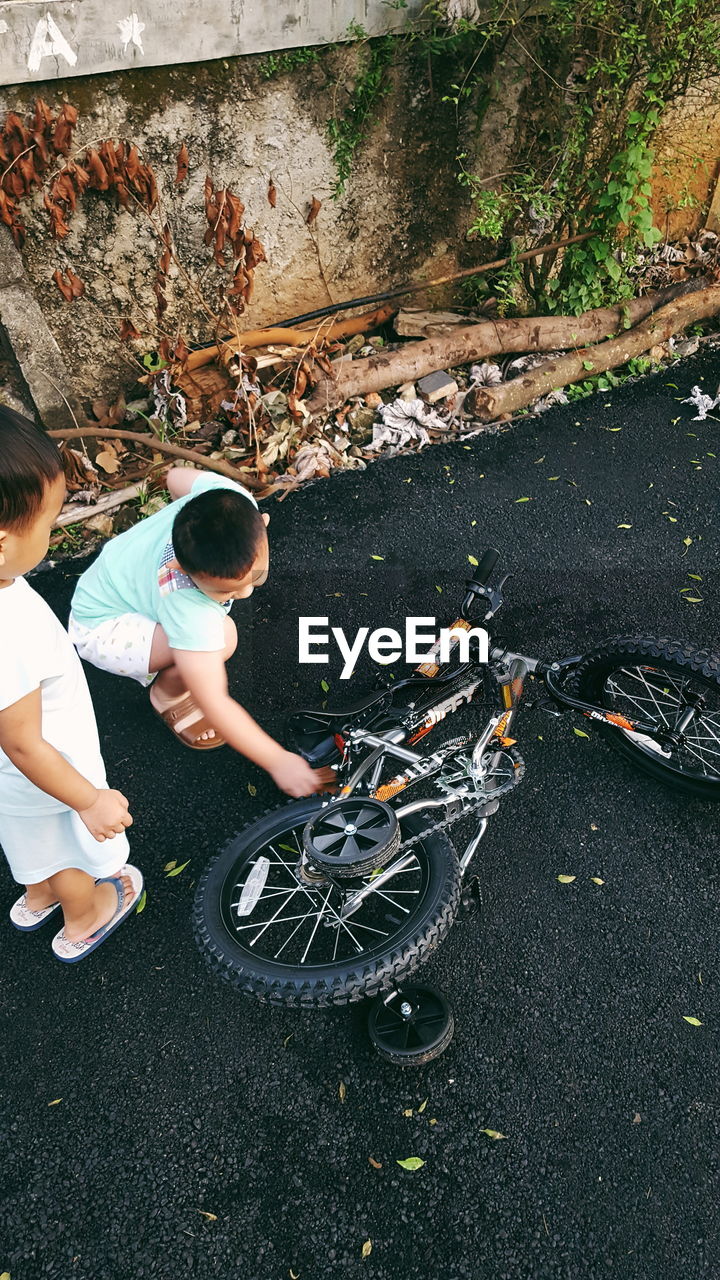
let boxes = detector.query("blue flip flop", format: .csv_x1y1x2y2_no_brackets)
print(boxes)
10,894,61,932
51,865,144,963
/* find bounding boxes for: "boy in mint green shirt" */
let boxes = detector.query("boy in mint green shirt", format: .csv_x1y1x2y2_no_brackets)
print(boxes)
70,468,322,798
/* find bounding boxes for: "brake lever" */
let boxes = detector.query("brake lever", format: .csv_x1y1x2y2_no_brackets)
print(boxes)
461,572,512,621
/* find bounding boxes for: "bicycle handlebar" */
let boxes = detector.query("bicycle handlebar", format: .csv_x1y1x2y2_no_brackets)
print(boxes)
461,547,506,620
471,547,500,588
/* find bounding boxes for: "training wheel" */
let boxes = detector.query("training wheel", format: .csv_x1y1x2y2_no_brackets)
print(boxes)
368,984,455,1066
303,797,400,880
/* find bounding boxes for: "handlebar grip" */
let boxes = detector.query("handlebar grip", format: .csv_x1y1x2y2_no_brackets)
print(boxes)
472,547,500,587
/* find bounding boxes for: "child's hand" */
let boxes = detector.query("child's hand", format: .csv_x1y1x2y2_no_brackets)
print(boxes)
269,751,325,798
78,789,133,842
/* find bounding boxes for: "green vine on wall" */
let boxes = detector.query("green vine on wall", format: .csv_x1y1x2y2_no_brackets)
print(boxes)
420,0,720,313
258,2,720,313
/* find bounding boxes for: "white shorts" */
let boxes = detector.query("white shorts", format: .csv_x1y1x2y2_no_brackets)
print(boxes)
69,611,157,686
0,806,130,884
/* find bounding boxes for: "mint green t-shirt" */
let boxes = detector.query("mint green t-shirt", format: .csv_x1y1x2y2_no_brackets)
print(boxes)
70,473,259,652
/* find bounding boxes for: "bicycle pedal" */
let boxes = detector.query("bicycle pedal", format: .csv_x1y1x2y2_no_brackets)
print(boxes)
461,876,483,914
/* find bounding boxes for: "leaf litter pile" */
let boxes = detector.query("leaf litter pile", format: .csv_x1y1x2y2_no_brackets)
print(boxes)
2,98,719,555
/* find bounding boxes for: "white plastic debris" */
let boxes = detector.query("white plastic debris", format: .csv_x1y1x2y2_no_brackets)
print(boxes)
469,362,503,386
444,0,483,26
365,398,447,453
151,369,187,430
530,388,569,414
682,384,720,420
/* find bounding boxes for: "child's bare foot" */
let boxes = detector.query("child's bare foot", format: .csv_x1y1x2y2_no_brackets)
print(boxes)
63,872,134,942
25,883,59,912
149,685,223,748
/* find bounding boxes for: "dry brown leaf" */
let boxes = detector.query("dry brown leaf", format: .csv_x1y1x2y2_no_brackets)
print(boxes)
268,178,277,208
85,148,109,191
306,196,322,226
52,268,73,302
67,267,85,299
95,449,121,474
119,318,142,342
176,142,189,184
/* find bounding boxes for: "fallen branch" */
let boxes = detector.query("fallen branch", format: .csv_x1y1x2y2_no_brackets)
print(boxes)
47,427,273,489
306,281,709,413
466,285,720,420
278,232,596,328
55,483,142,529
185,303,396,373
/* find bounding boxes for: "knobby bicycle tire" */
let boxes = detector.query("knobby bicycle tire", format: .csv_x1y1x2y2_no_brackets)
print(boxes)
570,635,720,800
193,796,461,1008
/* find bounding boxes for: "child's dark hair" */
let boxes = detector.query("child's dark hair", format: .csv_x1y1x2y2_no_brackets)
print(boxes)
0,406,64,530
172,487,265,579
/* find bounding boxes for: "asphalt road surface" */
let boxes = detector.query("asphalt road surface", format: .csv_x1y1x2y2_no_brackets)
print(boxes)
2,351,719,1280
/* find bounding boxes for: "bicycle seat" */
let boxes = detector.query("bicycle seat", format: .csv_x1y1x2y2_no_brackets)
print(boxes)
285,689,393,767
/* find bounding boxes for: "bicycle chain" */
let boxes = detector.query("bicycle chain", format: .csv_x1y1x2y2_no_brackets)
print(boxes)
395,744,526,856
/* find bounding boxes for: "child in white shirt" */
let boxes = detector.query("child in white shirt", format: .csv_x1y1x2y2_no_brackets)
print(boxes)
0,407,141,963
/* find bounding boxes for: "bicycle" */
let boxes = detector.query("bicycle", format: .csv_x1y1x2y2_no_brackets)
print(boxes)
193,549,720,1063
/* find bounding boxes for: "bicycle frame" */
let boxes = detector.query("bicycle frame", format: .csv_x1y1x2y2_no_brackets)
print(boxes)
298,557,686,901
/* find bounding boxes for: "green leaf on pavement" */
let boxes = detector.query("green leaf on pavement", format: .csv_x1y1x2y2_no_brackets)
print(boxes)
397,1157,425,1171
166,859,190,878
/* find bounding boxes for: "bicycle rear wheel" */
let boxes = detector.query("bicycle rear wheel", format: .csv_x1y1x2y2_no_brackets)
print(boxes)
193,797,461,1008
570,636,720,799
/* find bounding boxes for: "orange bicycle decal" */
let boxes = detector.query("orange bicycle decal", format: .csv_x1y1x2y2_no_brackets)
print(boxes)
492,710,513,739
605,711,635,730
414,618,472,678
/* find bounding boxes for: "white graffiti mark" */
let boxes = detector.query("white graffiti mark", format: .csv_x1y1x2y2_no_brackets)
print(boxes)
27,13,78,72
117,13,145,55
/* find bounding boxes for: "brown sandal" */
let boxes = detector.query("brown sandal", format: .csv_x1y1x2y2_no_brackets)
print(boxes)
151,692,226,750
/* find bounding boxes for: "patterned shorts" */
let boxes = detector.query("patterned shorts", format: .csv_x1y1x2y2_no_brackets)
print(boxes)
69,611,157,686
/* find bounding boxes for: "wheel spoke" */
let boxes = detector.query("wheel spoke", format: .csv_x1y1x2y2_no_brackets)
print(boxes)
218,811,434,971
299,887,335,964
604,663,720,783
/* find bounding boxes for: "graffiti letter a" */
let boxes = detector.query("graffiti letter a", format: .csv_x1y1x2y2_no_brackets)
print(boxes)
28,13,78,73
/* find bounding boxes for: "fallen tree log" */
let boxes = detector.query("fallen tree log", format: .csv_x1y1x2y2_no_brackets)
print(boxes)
466,285,720,421
185,303,397,373
306,280,709,414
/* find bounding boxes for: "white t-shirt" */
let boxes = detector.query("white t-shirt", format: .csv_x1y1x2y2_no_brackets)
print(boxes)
0,577,107,816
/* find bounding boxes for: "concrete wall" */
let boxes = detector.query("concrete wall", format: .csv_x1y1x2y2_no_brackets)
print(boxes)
0,43,466,416
0,0,425,86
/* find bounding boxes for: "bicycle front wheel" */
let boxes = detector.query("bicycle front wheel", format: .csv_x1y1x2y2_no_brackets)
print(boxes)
193,797,461,1008
570,636,720,799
